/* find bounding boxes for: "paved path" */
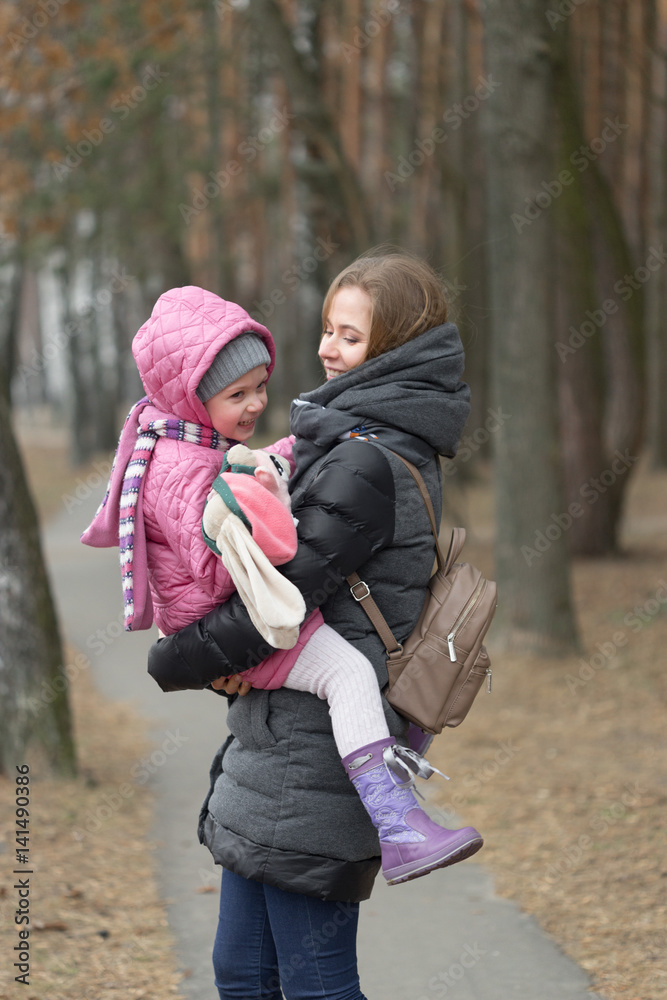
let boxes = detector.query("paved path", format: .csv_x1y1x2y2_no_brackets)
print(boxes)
43,487,601,1000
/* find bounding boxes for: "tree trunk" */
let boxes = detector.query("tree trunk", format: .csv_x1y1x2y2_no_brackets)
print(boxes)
448,0,491,452
201,0,239,298
0,256,24,402
647,10,667,466
407,0,442,249
0,385,76,776
482,0,580,654
89,249,120,452
248,0,374,259
60,262,93,467
555,4,650,549
553,31,612,555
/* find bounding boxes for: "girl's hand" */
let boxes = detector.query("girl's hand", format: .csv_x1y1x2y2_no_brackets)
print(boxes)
211,674,252,696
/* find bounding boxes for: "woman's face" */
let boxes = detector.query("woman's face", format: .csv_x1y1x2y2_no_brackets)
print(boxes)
319,286,372,380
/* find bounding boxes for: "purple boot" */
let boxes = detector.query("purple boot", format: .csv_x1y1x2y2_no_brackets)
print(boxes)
407,723,434,757
342,737,483,886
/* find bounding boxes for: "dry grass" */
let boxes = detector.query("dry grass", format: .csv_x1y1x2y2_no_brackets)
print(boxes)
0,657,185,1000
431,459,667,1000
0,422,184,1000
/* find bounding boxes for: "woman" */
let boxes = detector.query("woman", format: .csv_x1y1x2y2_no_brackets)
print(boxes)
148,250,471,1000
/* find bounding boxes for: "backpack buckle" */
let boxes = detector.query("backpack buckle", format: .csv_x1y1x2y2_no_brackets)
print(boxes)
350,580,370,601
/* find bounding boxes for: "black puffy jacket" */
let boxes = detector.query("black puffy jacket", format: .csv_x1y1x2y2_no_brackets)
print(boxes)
148,323,470,901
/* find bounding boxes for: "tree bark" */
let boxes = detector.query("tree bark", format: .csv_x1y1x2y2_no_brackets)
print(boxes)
0,385,76,776
482,0,580,654
553,31,613,555
647,10,667,466
0,256,24,402
248,0,374,258
448,0,491,451
59,260,93,467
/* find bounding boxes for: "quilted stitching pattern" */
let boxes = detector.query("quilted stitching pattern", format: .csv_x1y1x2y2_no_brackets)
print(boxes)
140,411,296,635
142,434,237,632
132,286,276,427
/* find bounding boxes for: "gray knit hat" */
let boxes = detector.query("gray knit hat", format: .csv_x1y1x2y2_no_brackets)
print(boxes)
196,333,271,403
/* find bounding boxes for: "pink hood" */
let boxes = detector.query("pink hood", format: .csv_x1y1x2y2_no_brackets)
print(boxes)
133,285,275,424
81,287,278,631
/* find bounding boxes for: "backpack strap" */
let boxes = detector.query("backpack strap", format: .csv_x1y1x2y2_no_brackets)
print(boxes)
387,452,447,572
444,526,466,574
346,450,457,657
388,453,467,572
347,571,403,655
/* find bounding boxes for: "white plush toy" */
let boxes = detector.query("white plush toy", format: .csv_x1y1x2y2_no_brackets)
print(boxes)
202,444,306,649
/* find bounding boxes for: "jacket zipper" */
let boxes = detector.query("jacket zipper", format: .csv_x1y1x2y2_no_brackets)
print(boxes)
446,579,486,662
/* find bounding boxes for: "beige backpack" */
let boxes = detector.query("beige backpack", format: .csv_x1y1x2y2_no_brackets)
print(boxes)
347,452,498,735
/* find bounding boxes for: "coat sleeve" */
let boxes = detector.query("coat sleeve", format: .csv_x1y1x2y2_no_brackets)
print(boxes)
147,440,396,691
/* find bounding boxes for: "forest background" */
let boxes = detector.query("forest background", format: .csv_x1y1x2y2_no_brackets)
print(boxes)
0,1,666,997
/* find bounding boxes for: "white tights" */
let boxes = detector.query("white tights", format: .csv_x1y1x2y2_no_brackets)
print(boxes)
282,624,390,758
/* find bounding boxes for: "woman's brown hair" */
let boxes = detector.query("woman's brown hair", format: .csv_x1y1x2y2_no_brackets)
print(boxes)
321,248,449,361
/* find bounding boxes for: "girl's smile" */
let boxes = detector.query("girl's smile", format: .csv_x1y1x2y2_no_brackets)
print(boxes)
203,364,269,441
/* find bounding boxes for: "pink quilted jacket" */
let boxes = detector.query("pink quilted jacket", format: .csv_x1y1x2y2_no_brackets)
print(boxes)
82,287,297,647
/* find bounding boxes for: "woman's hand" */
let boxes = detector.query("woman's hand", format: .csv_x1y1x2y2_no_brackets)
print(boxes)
211,674,253,696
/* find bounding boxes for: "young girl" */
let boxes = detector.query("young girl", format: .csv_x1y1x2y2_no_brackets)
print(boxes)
83,283,481,888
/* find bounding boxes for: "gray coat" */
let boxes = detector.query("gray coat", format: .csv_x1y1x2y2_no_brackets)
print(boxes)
148,323,471,901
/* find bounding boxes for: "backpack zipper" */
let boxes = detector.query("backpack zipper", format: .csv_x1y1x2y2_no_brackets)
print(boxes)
446,579,487,662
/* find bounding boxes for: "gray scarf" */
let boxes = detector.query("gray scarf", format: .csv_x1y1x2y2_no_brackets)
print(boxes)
289,323,470,489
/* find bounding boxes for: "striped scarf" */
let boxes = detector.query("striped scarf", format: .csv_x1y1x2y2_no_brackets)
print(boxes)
106,400,226,629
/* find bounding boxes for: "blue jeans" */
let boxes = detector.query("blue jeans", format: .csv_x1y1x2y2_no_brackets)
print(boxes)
213,868,368,1000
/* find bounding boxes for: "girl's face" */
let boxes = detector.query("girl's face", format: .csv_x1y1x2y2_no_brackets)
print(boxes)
204,364,268,442
319,287,371,380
